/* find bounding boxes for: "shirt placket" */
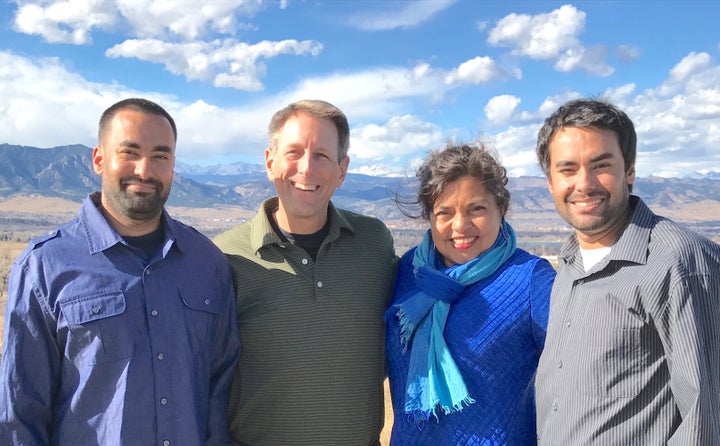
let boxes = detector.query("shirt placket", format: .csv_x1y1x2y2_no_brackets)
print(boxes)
143,261,175,446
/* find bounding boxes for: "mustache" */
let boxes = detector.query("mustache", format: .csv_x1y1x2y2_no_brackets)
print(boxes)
566,191,606,201
120,176,163,191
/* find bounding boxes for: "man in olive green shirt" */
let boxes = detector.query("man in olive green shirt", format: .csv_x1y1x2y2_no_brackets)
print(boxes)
214,99,396,446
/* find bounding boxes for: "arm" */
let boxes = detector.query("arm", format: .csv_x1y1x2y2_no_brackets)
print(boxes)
663,267,720,445
0,258,61,445
528,258,556,349
204,262,241,446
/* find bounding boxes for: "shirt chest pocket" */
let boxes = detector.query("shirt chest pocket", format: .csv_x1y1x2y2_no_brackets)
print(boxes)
180,288,223,350
60,291,134,366
572,304,650,398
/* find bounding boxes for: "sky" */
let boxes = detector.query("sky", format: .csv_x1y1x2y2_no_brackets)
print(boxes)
1,0,719,178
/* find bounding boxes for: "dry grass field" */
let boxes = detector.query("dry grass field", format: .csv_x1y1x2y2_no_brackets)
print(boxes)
0,241,29,359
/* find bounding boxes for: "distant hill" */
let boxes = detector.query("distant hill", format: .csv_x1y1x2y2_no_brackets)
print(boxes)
2,144,720,230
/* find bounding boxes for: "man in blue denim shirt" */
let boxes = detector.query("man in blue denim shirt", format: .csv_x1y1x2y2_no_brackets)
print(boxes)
0,98,240,445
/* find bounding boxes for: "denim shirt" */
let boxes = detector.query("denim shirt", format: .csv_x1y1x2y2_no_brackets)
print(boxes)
0,193,240,446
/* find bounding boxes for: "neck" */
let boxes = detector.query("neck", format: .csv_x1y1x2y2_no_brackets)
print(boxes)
99,203,163,237
273,208,327,235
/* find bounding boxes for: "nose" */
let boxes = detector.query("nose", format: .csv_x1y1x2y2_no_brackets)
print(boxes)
133,156,152,179
451,213,470,231
297,153,313,174
575,167,597,194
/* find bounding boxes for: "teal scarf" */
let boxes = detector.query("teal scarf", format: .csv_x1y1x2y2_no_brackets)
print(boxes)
388,220,517,427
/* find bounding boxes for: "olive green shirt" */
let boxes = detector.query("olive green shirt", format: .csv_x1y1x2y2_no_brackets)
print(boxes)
214,198,397,446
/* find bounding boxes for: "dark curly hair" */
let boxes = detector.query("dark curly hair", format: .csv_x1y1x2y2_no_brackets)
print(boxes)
413,142,510,220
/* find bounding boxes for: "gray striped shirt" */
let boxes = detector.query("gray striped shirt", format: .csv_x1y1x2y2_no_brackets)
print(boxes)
536,196,720,445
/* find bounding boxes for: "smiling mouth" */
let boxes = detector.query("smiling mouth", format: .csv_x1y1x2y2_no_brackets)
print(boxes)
292,181,318,191
571,197,603,208
452,236,477,248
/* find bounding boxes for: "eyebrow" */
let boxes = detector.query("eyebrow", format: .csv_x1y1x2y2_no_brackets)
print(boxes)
554,151,615,168
119,140,173,153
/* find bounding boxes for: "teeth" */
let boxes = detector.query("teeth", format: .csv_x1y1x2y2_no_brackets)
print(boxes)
293,182,318,191
574,199,601,207
453,237,476,244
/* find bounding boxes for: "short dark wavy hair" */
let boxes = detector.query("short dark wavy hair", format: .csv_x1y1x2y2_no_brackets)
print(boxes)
415,142,510,220
536,98,636,179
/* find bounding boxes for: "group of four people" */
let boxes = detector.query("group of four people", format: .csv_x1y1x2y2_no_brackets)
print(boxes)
1,96,718,445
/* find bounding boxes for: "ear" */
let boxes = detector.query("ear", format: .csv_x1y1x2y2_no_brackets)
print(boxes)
264,147,275,181
337,156,350,186
546,176,553,194
92,146,104,175
626,163,636,185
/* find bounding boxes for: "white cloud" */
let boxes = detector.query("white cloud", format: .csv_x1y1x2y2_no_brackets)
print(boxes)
13,0,117,44
484,95,521,125
106,38,323,91
348,0,457,31
616,44,641,63
285,63,447,120
444,56,519,85
487,4,612,76
350,115,443,160
115,0,264,40
0,50,173,148
12,0,266,43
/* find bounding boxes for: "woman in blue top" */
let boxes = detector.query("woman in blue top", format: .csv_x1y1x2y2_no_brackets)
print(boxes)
385,142,556,445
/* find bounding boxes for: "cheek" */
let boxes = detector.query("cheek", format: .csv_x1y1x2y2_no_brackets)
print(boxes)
429,219,446,242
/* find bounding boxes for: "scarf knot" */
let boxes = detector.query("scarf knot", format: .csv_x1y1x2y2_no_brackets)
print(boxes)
387,220,517,429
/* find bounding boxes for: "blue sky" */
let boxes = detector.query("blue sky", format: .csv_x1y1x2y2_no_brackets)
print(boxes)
1,1,719,178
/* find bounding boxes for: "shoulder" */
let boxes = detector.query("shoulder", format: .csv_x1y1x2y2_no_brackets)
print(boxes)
334,208,394,253
170,218,230,262
648,217,720,271
507,249,556,275
337,208,391,233
212,220,253,253
15,219,80,265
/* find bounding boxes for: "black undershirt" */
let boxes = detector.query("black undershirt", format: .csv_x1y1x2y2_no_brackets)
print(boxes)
266,207,330,261
123,223,165,263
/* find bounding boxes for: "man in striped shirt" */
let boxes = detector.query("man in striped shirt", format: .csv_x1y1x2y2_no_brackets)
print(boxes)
534,98,720,444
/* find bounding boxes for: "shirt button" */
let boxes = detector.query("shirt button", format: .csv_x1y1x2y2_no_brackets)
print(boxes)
566,320,571,327
91,306,101,314
557,361,563,369
151,309,159,317
204,298,210,306
160,398,168,405
302,258,309,265
146,268,152,275
552,403,558,412
163,441,170,446
157,353,165,361
317,281,323,288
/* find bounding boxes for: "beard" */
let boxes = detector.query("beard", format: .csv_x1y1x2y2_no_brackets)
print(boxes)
103,176,170,221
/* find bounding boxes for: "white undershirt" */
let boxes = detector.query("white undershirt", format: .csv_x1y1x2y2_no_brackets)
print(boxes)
579,246,613,272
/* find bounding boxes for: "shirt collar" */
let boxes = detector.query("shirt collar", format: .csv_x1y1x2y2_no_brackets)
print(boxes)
80,192,181,256
249,197,355,254
560,195,652,267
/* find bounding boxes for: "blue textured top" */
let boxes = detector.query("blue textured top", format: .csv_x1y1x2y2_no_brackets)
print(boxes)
386,247,555,445
0,193,240,445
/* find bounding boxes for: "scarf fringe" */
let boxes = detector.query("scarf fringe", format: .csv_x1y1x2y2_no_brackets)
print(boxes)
394,307,414,353
408,396,477,430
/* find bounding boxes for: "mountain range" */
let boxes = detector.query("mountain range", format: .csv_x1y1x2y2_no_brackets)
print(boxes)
2,144,720,232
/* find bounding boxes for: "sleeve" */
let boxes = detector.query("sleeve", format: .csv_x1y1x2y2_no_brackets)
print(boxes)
0,256,61,445
663,261,720,445
528,258,556,349
204,261,241,446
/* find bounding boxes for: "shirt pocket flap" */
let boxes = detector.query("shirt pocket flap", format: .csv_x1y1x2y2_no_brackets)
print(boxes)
180,289,223,315
61,291,126,325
